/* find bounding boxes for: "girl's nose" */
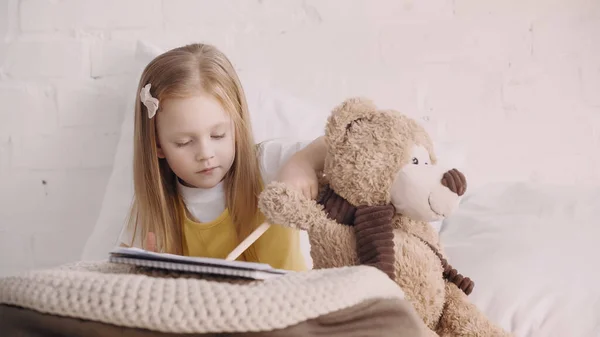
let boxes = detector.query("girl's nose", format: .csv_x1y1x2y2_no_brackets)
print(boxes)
195,142,214,161
195,151,214,161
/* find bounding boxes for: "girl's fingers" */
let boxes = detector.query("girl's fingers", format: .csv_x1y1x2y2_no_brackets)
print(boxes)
310,182,318,200
145,232,157,252
305,187,313,200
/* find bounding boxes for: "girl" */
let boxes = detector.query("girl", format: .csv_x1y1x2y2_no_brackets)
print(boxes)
117,43,326,272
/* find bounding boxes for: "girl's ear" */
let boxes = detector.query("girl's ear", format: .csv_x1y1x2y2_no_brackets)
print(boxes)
156,140,166,158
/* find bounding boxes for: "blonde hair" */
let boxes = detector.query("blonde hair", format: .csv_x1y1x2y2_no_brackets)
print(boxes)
127,43,263,260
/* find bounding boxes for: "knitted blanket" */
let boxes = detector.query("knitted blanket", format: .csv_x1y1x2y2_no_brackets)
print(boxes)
0,261,425,335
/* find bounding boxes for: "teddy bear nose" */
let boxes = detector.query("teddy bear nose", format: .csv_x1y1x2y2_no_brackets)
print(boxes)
441,169,467,196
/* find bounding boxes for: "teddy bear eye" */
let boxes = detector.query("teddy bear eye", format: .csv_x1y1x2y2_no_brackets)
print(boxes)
412,158,419,165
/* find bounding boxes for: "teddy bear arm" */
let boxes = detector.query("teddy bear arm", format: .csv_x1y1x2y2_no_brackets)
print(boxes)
258,181,352,234
259,182,324,231
435,282,512,337
259,182,358,268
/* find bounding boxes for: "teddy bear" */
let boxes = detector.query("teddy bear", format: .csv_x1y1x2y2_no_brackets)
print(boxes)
258,97,511,337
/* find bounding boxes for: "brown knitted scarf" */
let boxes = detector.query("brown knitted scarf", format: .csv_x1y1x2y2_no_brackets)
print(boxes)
317,185,474,295
318,186,396,279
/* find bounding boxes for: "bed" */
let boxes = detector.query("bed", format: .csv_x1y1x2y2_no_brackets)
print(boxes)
439,182,600,337
1,41,598,337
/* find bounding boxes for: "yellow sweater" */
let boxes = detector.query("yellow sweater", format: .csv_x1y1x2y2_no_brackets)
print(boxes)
182,209,308,272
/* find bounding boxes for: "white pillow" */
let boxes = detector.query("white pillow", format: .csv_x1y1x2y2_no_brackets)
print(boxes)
82,40,468,261
440,182,600,337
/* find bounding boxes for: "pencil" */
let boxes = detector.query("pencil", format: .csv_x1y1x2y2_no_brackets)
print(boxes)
225,222,271,261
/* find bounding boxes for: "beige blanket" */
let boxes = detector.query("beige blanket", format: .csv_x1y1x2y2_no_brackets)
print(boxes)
0,261,428,336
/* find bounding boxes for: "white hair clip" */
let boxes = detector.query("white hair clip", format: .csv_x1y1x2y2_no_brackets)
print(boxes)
140,83,159,119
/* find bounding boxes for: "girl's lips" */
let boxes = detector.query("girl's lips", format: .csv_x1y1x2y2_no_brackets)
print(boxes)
198,167,216,174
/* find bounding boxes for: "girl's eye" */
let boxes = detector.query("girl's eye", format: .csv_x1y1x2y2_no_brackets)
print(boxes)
176,140,191,147
212,134,226,139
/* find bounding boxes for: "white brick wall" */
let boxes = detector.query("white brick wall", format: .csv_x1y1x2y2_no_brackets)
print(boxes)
19,0,163,32
0,0,598,276
4,40,87,78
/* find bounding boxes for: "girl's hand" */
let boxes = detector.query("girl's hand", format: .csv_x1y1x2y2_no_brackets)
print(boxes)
276,154,319,200
145,232,157,252
274,136,326,200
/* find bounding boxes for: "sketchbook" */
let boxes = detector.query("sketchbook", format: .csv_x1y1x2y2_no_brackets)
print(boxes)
109,247,289,280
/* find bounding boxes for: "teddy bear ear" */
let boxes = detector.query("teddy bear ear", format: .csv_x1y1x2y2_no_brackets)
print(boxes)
326,97,378,146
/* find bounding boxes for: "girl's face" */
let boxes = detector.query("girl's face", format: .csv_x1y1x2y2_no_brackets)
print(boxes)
156,94,236,189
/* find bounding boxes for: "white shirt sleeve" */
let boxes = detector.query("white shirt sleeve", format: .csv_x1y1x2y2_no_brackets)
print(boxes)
257,138,313,184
